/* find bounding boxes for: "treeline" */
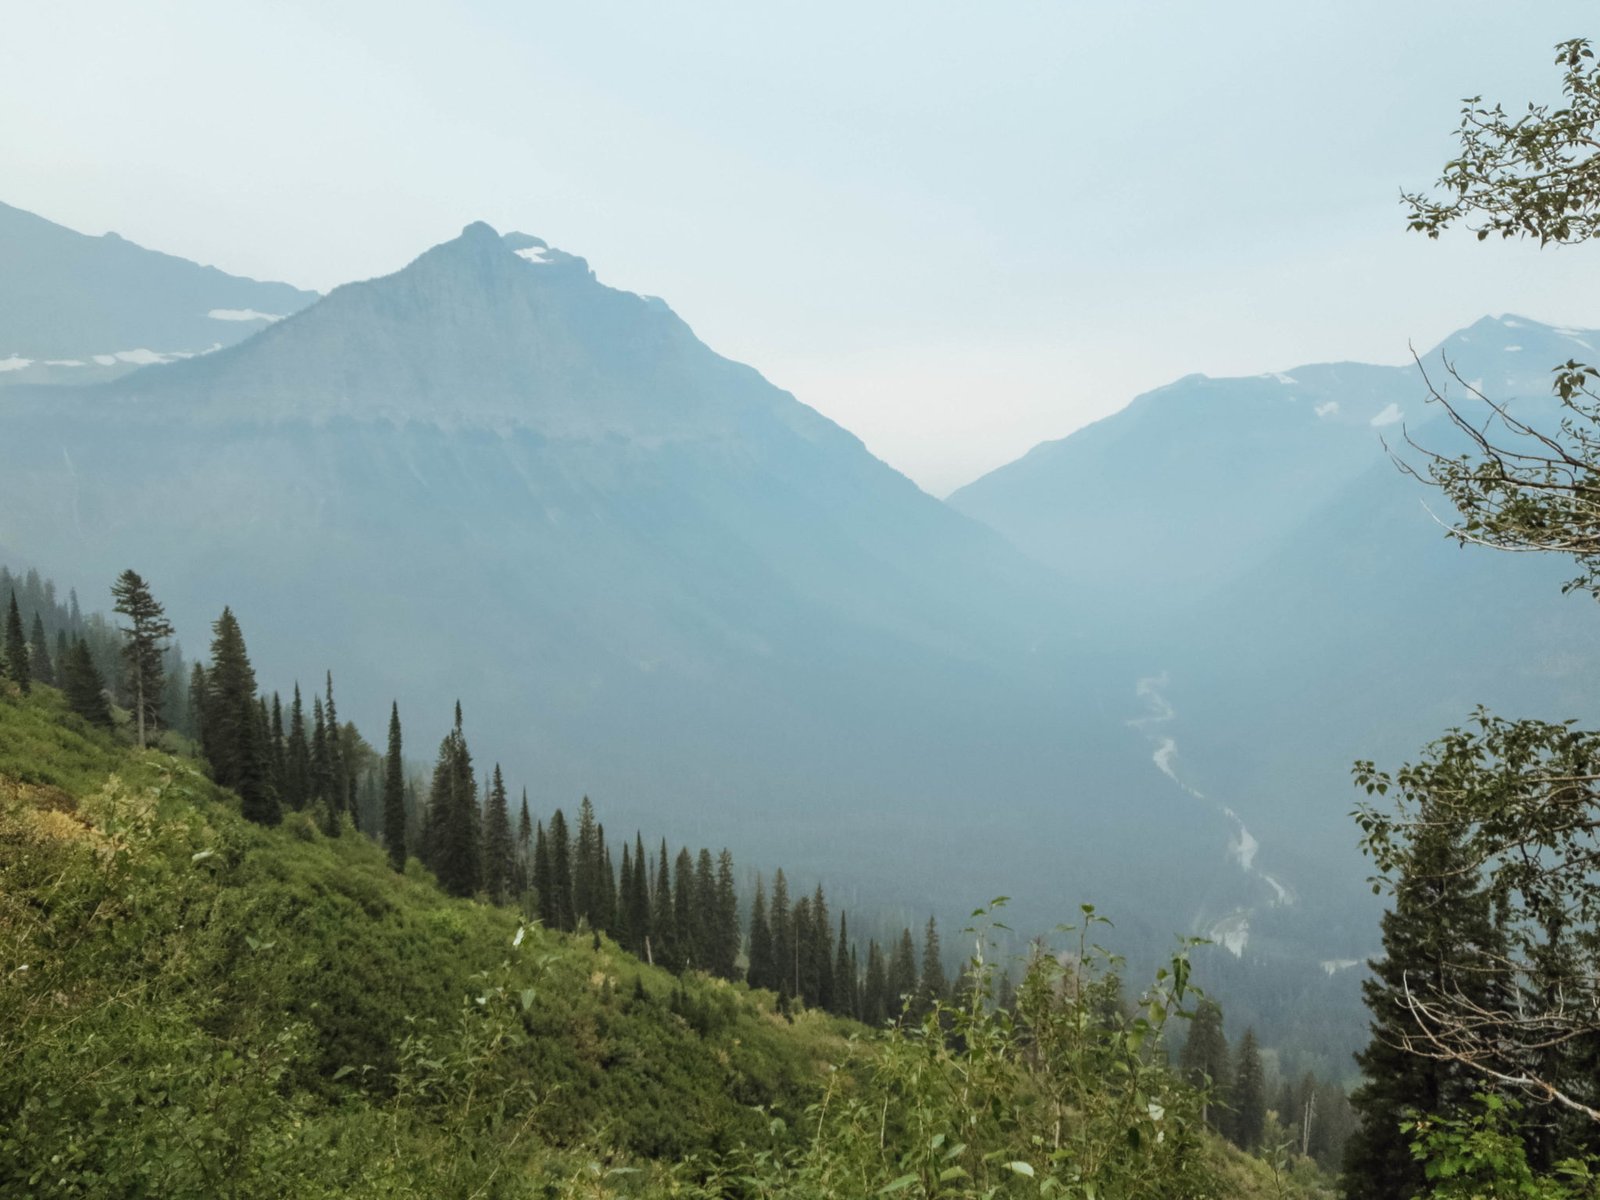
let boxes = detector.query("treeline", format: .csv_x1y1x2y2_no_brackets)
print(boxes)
4,565,959,1023
1180,997,1354,1171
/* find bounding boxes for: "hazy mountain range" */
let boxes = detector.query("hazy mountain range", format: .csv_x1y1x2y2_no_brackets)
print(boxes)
6,201,1597,1069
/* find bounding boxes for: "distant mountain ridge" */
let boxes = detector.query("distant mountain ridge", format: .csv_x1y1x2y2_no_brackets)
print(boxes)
0,199,318,387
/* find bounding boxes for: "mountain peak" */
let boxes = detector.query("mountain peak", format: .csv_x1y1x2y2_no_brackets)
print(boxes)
459,219,500,242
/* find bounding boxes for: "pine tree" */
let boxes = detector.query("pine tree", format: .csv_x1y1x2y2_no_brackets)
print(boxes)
888,928,918,1020
426,706,480,897
187,663,208,745
652,840,677,970
919,916,948,1015
548,809,574,930
383,702,406,871
483,764,513,905
310,697,329,809
1180,998,1231,1131
206,607,278,825
713,849,739,981
513,791,532,900
617,844,635,948
597,831,617,933
834,913,855,1017
62,638,112,726
285,684,311,810
1344,816,1511,1200
674,848,697,969
28,612,54,687
533,820,554,926
1230,1029,1266,1152
5,593,30,694
573,797,599,927
628,833,651,957
810,886,834,1011
268,693,287,799
770,870,792,998
110,570,173,747
747,877,774,990
323,673,345,831
862,939,888,1026
694,849,716,970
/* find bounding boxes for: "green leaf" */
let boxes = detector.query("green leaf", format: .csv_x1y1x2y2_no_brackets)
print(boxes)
877,1174,918,1194
520,988,535,1012
1006,1161,1035,1177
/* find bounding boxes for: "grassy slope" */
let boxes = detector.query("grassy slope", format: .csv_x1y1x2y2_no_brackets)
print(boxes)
0,683,1332,1198
0,684,851,1196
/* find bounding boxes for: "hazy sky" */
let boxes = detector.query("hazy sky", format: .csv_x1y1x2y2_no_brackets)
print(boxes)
5,2,1598,493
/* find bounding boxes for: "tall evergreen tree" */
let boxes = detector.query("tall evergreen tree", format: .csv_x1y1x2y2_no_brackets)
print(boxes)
597,830,617,933
533,820,554,926
770,870,792,999
652,840,677,969
862,939,888,1026
187,663,208,745
713,849,740,981
694,849,716,969
888,928,918,1020
62,637,112,726
1179,998,1231,1131
4,593,30,694
206,607,277,825
110,570,173,747
426,706,480,897
267,693,287,799
548,808,574,930
1343,816,1511,1200
383,702,406,871
919,916,948,1015
483,764,513,905
573,797,599,927
28,612,54,687
1230,1029,1266,1152
834,914,855,1018
809,886,834,1011
310,697,329,808
323,673,345,830
285,684,311,810
628,833,651,956
747,877,774,991
513,790,532,900
674,848,697,969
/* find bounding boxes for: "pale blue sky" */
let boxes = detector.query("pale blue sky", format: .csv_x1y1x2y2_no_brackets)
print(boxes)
4,2,1596,491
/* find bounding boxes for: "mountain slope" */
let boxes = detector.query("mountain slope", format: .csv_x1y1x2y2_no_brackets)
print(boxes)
0,199,318,386
2,221,1191,934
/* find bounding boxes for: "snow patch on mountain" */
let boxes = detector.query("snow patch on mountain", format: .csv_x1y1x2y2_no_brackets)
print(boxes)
1314,400,1340,418
0,355,32,372
208,308,283,322
1370,403,1402,428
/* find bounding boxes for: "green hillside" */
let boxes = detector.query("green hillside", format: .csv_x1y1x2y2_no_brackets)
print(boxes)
0,683,1332,1198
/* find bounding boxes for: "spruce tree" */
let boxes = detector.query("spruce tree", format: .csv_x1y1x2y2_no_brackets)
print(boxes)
770,870,792,998
323,673,345,830
483,764,513,905
714,849,740,981
617,844,635,948
5,593,30,694
285,684,311,810
110,570,173,747
1343,815,1510,1200
598,834,617,933
206,607,277,825
810,886,834,1011
694,849,716,969
311,697,329,808
426,706,480,897
573,797,599,927
383,703,406,870
1179,998,1231,1131
548,808,574,930
533,820,554,926
268,693,287,799
514,791,532,898
834,913,855,1017
1230,1029,1266,1152
674,848,697,969
628,833,651,956
862,939,888,1026
63,638,112,726
747,877,774,990
652,840,676,969
187,663,208,745
919,916,948,1015
888,928,918,1020
28,612,54,687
